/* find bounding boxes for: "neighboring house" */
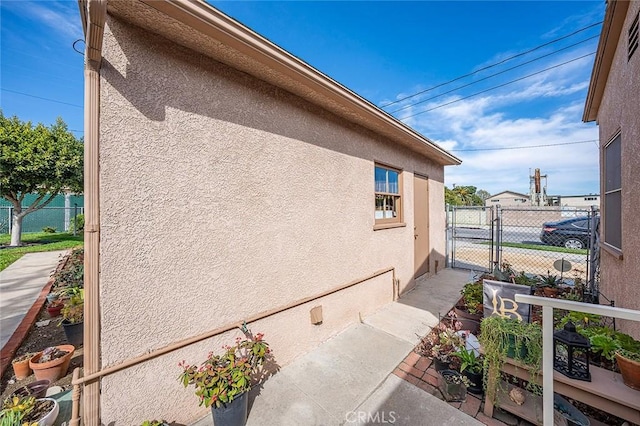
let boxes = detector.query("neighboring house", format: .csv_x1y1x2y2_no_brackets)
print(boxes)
556,194,600,209
583,0,640,338
484,190,530,206
78,1,460,424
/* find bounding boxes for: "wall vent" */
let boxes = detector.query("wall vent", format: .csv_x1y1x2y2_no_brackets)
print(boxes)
629,11,639,61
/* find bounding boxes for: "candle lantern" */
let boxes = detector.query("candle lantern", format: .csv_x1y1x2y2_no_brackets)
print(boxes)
553,321,591,381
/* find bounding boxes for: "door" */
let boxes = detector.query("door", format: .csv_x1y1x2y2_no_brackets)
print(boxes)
414,174,430,278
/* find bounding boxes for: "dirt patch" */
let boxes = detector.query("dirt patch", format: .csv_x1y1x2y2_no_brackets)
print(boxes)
0,304,83,399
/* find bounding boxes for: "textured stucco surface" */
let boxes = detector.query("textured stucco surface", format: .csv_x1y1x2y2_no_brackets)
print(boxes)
595,0,640,339
98,16,448,424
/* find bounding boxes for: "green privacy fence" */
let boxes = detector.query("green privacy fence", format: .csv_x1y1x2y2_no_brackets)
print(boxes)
0,194,84,234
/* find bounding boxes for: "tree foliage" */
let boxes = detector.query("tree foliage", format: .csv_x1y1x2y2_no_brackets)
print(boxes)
445,185,486,206
0,111,83,245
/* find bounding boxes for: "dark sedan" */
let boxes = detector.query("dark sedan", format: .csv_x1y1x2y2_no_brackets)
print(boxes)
540,216,599,249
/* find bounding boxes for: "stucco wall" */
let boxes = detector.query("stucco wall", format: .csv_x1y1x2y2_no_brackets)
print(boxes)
98,17,447,424
595,0,640,339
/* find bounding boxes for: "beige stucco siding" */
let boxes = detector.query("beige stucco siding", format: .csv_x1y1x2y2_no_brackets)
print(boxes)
595,1,640,339
98,17,446,423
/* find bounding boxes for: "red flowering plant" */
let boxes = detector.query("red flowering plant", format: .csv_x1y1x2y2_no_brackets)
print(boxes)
178,332,270,408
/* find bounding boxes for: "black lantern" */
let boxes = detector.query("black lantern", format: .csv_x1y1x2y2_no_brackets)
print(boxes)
553,321,591,381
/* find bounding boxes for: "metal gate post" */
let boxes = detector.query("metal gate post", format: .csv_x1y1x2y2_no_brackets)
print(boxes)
494,205,502,270
451,206,457,268
489,206,494,270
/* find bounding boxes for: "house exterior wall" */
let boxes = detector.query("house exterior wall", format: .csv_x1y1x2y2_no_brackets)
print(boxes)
595,0,640,339
97,17,447,423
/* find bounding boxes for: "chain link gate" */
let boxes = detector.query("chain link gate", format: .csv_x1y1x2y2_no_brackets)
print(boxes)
447,205,600,302
446,205,494,272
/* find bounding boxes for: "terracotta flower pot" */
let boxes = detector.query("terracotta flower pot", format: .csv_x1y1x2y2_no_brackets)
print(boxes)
542,287,560,297
12,356,33,380
47,303,64,318
616,352,640,390
29,345,75,383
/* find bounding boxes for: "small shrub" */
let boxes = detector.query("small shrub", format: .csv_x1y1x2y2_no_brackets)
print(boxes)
68,214,84,233
42,226,57,233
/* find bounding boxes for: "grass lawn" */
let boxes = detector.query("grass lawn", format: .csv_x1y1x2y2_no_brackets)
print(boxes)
0,232,84,271
482,241,587,255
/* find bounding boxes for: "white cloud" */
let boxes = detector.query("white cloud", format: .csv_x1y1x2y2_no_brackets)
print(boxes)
2,1,82,40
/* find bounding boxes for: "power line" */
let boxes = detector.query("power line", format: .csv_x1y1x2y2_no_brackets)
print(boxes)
399,51,596,120
390,35,599,114
450,139,597,152
381,21,603,108
1,88,83,108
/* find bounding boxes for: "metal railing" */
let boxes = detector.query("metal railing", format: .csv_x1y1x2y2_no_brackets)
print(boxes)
514,294,640,425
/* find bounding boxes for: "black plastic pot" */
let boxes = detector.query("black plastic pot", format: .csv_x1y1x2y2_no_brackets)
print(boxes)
463,370,483,395
433,358,450,372
211,391,249,426
61,320,84,347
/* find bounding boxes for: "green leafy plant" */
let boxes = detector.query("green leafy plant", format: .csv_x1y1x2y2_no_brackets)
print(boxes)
453,347,482,374
479,316,543,405
60,289,84,324
0,396,36,426
179,333,271,408
140,421,169,426
460,281,483,315
538,272,561,288
42,226,56,233
616,348,640,363
68,214,84,233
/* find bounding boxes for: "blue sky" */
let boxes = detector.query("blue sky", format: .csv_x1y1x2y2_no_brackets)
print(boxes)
1,1,604,197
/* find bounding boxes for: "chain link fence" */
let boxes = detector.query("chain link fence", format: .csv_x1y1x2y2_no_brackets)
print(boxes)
447,205,599,293
0,206,84,234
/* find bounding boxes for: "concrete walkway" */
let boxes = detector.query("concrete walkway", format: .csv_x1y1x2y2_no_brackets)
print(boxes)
0,250,68,351
193,268,481,426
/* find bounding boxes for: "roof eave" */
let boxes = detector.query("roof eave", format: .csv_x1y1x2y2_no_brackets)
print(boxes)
583,0,631,123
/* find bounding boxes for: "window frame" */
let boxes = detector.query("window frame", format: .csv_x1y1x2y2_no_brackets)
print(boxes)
603,132,622,254
374,162,404,229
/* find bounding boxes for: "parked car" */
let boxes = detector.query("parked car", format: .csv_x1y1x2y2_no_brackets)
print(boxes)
540,216,599,249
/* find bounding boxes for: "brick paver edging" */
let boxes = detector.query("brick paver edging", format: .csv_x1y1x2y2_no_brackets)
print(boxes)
0,252,70,377
393,350,511,426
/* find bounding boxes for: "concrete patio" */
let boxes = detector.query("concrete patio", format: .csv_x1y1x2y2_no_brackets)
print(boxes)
192,268,483,425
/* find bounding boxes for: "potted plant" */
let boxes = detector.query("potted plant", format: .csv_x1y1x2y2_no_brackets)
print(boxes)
454,281,484,334
11,352,35,380
437,369,470,402
10,380,51,400
615,349,640,390
479,316,542,405
0,395,59,426
417,326,464,372
46,300,64,318
538,272,561,297
29,345,75,383
179,332,271,426
59,288,83,347
453,347,483,394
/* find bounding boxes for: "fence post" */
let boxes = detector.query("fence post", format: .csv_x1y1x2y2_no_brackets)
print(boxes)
73,203,78,236
8,206,13,234
494,205,501,269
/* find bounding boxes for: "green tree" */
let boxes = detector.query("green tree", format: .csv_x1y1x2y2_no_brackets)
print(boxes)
445,185,486,206
0,112,83,246
476,189,491,202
